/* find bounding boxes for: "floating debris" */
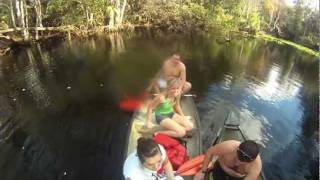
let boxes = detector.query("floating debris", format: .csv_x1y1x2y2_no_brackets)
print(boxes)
100,83,104,87
13,98,16,101
64,171,67,176
67,86,71,90
22,88,26,92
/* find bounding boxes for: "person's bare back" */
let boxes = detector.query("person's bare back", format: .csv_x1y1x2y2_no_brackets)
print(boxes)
162,57,184,80
162,55,191,94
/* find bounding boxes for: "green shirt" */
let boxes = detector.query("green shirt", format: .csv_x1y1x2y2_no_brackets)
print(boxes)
155,99,174,116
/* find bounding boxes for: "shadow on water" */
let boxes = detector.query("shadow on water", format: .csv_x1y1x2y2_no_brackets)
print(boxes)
0,31,318,180
0,35,147,180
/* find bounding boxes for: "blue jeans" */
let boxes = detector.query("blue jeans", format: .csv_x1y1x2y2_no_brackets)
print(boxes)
155,112,174,124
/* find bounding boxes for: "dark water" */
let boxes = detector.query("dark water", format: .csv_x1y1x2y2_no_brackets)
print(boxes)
0,31,318,180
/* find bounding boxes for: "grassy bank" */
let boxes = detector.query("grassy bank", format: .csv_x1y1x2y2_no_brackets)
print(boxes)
257,32,320,58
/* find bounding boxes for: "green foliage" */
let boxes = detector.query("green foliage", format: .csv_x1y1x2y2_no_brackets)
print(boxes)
275,0,320,49
206,1,261,35
127,2,209,31
0,15,9,30
0,0,317,50
179,3,209,29
44,0,109,26
127,0,261,34
208,4,236,34
0,1,10,29
247,12,260,31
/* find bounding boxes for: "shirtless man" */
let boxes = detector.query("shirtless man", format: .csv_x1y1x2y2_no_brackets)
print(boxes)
156,54,191,94
194,140,262,180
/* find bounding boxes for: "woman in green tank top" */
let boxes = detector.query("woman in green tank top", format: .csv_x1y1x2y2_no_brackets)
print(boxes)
146,78,194,138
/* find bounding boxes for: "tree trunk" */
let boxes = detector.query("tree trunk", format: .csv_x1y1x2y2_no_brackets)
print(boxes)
35,0,43,40
10,0,16,28
109,9,115,27
86,8,89,28
271,9,281,33
23,0,29,40
19,0,27,39
37,0,42,27
34,0,42,27
119,0,126,25
15,0,21,27
115,0,120,27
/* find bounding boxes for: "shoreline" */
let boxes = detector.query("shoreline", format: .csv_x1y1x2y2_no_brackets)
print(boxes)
256,32,320,58
1,25,319,58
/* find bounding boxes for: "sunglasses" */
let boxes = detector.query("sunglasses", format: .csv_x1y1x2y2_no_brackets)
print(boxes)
237,148,254,162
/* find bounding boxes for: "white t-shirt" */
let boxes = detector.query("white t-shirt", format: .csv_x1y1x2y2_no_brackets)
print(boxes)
123,145,183,180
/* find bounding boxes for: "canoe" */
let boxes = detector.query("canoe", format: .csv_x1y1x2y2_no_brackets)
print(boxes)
124,95,202,179
206,112,266,180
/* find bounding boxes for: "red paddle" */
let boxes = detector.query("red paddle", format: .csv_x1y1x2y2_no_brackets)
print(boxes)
118,97,142,111
176,154,205,176
118,92,196,111
118,92,151,111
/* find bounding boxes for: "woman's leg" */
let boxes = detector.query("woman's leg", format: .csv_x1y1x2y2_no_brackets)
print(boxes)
157,118,186,138
172,113,194,131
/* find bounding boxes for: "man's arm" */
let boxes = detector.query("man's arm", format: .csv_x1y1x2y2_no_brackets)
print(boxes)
194,141,239,180
194,146,222,180
179,63,186,90
202,141,237,171
244,157,262,180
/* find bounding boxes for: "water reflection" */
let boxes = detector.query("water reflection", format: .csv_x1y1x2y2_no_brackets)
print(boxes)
252,64,301,102
109,33,125,58
0,32,318,180
196,36,318,180
25,48,51,108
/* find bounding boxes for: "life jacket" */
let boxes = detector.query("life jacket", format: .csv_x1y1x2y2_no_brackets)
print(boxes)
153,134,189,170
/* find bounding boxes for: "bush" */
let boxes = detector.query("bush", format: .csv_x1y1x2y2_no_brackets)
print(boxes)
127,2,209,31
207,5,237,34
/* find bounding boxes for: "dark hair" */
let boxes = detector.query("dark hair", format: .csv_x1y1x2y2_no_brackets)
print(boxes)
237,140,259,162
137,137,160,163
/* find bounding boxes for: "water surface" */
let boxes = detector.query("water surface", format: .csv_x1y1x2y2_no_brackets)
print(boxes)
0,31,318,180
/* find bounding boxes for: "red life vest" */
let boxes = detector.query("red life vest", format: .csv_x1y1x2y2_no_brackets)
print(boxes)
153,134,189,170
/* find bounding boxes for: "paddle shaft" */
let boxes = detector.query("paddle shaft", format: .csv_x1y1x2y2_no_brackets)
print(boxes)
153,93,196,97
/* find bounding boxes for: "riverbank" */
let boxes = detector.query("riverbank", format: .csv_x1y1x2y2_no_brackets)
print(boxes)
0,24,137,56
256,32,320,58
1,26,319,58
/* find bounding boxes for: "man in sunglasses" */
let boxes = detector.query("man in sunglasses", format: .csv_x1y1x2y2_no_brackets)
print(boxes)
194,140,262,180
